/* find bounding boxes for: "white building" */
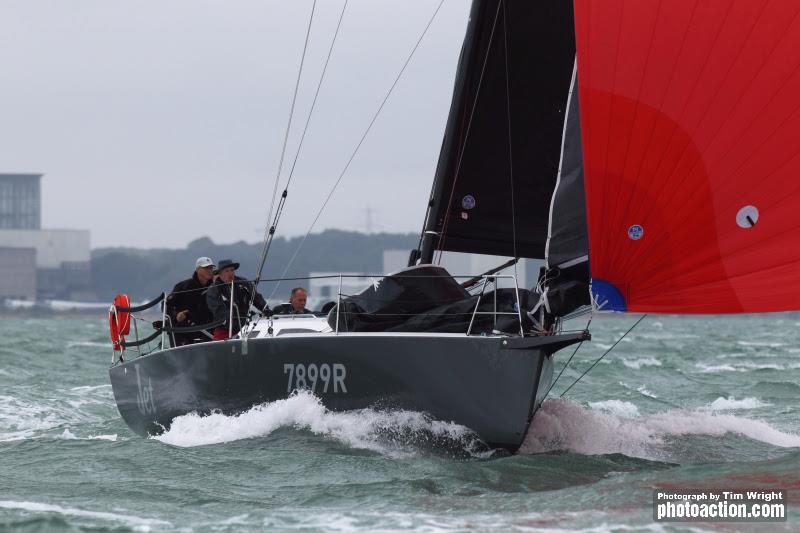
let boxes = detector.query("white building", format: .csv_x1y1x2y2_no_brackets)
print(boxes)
295,252,541,312
0,247,36,300
0,172,93,301
305,272,378,310
0,229,90,268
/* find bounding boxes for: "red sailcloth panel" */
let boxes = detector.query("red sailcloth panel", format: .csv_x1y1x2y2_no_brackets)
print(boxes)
574,0,800,313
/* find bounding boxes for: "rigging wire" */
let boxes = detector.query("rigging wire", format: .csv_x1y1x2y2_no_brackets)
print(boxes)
254,0,318,288
501,0,519,283
558,314,648,398
269,0,447,299
250,0,348,305
542,315,593,400
284,0,349,196
434,1,502,264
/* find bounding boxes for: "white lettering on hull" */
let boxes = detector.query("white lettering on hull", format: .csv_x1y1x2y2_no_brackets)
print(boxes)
284,363,347,394
135,365,156,415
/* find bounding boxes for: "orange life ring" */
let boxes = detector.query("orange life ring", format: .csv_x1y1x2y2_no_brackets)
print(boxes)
109,294,131,351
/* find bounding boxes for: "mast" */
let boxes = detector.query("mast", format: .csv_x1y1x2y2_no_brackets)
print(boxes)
419,0,486,265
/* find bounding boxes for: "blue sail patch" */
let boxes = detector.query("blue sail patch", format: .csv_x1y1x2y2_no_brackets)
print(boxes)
591,279,627,312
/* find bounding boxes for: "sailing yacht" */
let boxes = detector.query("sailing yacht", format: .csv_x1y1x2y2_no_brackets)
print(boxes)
108,0,800,451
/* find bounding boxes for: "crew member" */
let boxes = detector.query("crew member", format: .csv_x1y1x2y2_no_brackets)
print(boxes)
272,287,313,315
206,259,270,340
165,256,216,345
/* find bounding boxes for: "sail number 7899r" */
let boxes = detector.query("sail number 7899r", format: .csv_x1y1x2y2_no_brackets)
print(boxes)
284,363,347,394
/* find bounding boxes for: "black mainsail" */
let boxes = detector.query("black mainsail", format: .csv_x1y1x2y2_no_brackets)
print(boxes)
419,0,577,262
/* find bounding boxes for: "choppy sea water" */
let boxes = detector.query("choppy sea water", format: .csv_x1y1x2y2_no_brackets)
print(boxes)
1,315,798,532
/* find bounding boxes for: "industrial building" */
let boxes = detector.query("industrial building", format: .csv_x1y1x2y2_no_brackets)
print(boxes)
0,173,93,301
0,247,36,300
0,173,41,229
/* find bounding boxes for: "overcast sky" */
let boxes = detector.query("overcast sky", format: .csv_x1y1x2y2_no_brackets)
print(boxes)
0,0,470,248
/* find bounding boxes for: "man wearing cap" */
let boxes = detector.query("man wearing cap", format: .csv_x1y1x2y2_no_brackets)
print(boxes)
165,257,217,346
206,259,270,340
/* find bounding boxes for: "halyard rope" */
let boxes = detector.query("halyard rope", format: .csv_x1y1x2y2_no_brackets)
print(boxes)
252,0,348,309
270,0,447,299
254,0,318,291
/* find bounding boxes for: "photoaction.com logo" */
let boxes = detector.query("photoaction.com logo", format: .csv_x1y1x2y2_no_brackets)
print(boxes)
653,489,787,522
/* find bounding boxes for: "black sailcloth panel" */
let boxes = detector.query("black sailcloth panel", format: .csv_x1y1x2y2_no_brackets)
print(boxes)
422,0,576,259
546,79,588,268
544,74,591,317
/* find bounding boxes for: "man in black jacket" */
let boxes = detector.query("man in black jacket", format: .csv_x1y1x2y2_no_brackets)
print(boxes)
272,287,313,315
165,256,216,345
206,259,270,340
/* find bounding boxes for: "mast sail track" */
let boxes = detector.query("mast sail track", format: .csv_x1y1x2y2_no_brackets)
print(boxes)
419,0,576,263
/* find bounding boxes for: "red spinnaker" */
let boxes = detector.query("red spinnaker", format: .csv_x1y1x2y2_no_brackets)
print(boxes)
574,0,800,313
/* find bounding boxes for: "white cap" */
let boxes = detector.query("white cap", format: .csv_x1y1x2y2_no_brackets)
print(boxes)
195,256,215,268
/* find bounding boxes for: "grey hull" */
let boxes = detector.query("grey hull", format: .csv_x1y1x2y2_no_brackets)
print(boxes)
109,332,586,451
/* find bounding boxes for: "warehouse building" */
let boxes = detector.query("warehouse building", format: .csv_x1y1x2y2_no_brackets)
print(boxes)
0,173,93,301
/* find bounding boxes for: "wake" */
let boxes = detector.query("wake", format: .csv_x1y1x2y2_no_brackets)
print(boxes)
522,397,800,459
154,391,799,460
154,390,488,457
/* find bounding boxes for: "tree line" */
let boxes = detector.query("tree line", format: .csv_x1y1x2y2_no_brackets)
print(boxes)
91,230,418,301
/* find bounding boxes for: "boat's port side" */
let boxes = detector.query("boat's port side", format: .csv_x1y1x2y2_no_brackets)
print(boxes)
109,332,585,451
107,267,588,451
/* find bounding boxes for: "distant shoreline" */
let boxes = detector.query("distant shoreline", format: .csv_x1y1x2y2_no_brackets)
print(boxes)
0,308,160,319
